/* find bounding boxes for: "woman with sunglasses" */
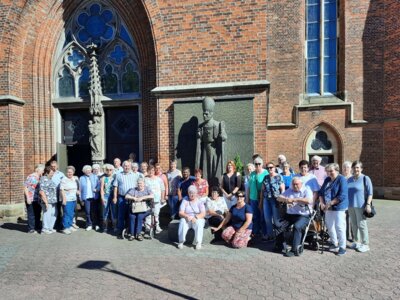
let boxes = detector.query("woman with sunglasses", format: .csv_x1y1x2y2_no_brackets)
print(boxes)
260,162,285,241
211,191,253,248
247,156,268,238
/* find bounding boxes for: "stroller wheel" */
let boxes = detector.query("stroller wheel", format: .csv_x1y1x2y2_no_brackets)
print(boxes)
121,228,130,240
296,245,304,256
311,240,319,251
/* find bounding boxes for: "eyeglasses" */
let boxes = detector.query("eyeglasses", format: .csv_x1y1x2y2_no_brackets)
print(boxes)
267,166,274,169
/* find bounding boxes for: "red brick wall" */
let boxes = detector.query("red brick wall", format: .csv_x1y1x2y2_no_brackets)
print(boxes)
0,0,398,207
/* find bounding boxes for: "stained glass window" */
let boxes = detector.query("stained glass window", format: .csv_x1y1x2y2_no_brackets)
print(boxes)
122,63,139,93
79,67,90,97
306,0,338,95
102,65,118,94
55,1,140,98
59,68,75,97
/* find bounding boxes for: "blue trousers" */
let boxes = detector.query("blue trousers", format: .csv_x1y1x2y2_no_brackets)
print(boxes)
276,213,310,251
129,211,150,236
249,200,267,235
117,196,128,232
168,195,179,218
62,201,76,229
263,198,282,237
102,194,117,223
26,201,42,231
84,198,93,226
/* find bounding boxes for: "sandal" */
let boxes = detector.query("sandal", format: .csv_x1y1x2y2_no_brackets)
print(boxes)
136,235,143,241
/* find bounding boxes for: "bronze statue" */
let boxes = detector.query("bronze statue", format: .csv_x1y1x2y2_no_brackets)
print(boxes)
195,97,227,186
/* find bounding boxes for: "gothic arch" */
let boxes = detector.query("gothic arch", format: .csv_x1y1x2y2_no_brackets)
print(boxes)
303,122,344,165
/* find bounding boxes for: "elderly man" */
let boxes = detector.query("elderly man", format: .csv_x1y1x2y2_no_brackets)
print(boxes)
113,161,140,238
276,154,294,174
309,155,327,187
80,165,100,231
275,177,313,257
113,158,123,174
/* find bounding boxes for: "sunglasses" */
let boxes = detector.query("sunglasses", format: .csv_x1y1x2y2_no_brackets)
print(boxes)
255,163,261,166
267,166,274,169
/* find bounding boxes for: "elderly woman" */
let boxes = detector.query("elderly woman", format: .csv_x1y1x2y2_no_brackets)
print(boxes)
192,168,209,202
212,191,253,249
342,160,353,241
80,165,100,231
100,164,116,232
92,164,103,177
220,161,241,209
260,162,285,241
206,186,228,241
177,185,206,250
243,163,255,196
319,163,349,256
39,166,58,234
60,166,79,234
125,178,154,241
247,156,268,237
309,155,327,187
24,164,45,233
145,166,165,235
347,161,373,253
280,162,295,190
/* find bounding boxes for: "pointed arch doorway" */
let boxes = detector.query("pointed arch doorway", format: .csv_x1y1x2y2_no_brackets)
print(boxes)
53,1,146,174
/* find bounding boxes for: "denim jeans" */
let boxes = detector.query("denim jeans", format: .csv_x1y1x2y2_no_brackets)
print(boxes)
263,198,282,238
249,200,266,235
129,211,150,236
168,195,179,218
62,201,76,229
26,201,42,231
276,213,310,251
101,193,117,224
117,196,128,232
84,198,94,227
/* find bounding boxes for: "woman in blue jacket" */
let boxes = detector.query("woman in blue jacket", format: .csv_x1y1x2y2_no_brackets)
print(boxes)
80,165,100,231
319,163,349,256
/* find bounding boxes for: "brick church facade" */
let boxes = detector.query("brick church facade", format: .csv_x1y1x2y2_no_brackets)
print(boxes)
0,0,399,218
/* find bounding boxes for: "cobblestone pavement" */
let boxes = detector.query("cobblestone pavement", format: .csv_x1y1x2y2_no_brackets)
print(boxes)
1,200,399,300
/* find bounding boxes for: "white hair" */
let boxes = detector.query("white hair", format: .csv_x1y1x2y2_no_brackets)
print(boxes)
311,155,322,162
187,185,197,195
82,165,92,172
92,164,101,170
342,161,352,169
35,164,45,172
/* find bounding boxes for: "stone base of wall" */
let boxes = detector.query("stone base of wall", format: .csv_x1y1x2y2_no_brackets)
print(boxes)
375,187,400,200
0,203,25,221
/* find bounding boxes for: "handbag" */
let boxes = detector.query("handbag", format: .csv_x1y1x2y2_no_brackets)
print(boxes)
131,201,148,213
363,176,376,218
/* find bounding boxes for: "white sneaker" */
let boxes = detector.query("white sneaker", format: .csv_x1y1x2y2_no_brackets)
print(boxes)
350,242,361,250
177,243,184,249
42,229,51,234
357,244,370,253
86,226,93,231
329,244,339,252
155,227,162,234
70,226,78,232
72,224,79,229
95,226,100,231
62,229,71,235
195,244,202,250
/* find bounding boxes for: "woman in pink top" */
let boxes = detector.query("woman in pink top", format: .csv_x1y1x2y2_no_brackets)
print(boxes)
192,168,209,200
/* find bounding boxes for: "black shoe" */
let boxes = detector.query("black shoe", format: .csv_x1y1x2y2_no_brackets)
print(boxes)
117,235,124,240
273,246,283,253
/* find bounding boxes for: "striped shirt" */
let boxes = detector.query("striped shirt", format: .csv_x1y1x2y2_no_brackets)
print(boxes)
113,171,143,196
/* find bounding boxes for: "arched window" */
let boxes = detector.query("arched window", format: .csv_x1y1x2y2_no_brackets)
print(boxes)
305,124,340,165
54,1,140,100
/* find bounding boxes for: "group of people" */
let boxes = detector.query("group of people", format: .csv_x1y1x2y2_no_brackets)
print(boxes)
23,153,373,255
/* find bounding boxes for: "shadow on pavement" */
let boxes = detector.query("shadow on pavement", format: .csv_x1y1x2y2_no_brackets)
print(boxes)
1,218,28,233
77,260,197,299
